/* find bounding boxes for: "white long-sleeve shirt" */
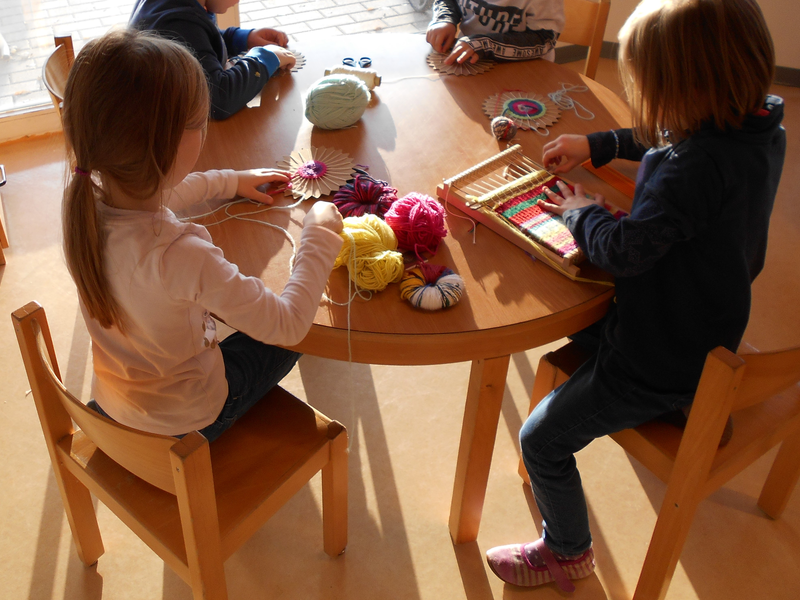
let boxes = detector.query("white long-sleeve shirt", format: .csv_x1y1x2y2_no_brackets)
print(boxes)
84,170,343,435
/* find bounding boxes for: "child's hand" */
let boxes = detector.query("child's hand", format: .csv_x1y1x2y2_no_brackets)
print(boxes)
303,201,343,234
247,28,288,49
266,46,297,70
542,135,591,174
540,180,605,216
444,39,479,65
236,168,292,204
427,22,457,54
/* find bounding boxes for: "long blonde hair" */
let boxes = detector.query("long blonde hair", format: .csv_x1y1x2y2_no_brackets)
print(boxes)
62,29,209,329
618,0,775,146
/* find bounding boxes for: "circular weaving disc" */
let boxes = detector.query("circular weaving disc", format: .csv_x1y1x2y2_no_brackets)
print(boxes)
277,146,356,200
426,51,494,76
482,92,561,134
289,50,306,73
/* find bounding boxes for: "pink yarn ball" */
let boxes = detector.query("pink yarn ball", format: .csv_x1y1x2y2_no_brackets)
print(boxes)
384,192,448,258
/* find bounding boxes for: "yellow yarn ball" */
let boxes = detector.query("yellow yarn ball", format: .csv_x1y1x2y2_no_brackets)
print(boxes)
334,214,405,291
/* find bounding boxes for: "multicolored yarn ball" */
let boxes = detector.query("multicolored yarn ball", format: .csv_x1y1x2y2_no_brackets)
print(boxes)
383,192,448,259
334,213,405,291
491,115,517,141
333,172,398,218
305,74,371,130
399,263,465,311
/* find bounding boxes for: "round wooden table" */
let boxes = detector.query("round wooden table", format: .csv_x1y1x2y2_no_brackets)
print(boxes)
193,33,631,543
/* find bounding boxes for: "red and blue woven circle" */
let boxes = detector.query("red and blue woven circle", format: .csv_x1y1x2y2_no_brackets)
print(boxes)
504,98,546,119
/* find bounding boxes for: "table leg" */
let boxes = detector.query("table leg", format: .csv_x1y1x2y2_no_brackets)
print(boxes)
449,355,511,544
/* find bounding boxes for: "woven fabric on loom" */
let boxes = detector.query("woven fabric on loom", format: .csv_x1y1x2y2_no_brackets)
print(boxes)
495,178,581,259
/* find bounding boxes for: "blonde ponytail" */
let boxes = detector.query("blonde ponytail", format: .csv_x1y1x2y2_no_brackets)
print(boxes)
61,29,209,330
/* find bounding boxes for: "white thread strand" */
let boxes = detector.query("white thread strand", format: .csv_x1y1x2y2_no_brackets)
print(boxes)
441,180,478,245
548,83,595,120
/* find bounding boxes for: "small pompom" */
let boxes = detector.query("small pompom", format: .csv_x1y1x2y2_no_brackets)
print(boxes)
400,262,465,311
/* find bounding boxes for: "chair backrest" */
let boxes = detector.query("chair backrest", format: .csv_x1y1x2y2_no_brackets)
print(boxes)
216,5,240,29
733,347,800,410
12,301,181,494
42,35,74,116
560,0,610,80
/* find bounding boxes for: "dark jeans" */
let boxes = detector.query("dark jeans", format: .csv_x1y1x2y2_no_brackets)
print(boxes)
519,341,692,556
90,332,300,443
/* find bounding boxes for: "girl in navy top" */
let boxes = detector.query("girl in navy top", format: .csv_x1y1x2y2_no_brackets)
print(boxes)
486,0,786,591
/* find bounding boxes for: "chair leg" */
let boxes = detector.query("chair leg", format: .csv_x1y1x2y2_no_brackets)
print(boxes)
54,452,105,566
758,428,800,519
170,433,228,600
518,354,560,484
322,422,349,557
632,491,702,600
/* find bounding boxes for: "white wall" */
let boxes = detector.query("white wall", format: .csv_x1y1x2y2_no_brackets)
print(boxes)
604,0,799,70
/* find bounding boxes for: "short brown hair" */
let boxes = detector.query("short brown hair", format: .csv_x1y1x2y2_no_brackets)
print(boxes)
62,29,210,329
618,0,775,146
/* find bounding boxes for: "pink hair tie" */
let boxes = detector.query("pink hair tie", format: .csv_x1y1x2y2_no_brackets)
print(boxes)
74,167,90,177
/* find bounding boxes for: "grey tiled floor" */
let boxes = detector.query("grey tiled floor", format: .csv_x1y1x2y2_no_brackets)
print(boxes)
0,0,432,113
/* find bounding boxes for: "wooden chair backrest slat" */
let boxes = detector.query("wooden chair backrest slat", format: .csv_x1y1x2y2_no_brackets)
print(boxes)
560,0,610,80
14,302,180,494
561,0,606,46
734,347,800,410
43,44,70,100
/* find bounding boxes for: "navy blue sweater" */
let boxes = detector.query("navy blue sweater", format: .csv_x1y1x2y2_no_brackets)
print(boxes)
566,97,786,394
130,0,280,120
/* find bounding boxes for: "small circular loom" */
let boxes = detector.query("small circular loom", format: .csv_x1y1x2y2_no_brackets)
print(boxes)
426,51,494,76
277,146,356,200
483,92,561,135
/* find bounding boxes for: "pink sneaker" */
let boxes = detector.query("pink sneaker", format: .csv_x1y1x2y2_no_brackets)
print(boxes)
486,538,595,592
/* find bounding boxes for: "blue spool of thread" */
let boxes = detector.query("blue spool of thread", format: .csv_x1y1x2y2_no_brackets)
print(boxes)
305,74,371,130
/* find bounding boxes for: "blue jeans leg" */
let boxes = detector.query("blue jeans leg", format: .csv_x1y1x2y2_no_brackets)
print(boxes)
519,349,691,556
197,332,301,443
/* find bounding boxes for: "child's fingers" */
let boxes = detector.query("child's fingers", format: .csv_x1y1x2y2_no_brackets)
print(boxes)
556,180,579,198
248,190,275,205
539,199,565,215
542,186,563,204
251,168,291,181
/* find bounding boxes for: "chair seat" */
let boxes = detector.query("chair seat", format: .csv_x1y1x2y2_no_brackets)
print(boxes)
66,385,339,577
611,384,800,497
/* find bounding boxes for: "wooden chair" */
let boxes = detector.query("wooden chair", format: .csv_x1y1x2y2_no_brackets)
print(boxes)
560,0,611,80
0,164,8,265
13,301,348,600
216,5,240,29
42,34,74,118
519,339,800,600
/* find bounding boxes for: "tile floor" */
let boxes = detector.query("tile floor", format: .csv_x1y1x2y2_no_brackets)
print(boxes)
0,58,798,600
0,0,432,111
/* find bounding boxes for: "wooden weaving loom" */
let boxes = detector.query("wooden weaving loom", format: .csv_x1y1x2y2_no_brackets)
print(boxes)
436,144,628,280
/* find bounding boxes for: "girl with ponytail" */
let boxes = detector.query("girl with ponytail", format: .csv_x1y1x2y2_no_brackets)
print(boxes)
62,29,343,439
